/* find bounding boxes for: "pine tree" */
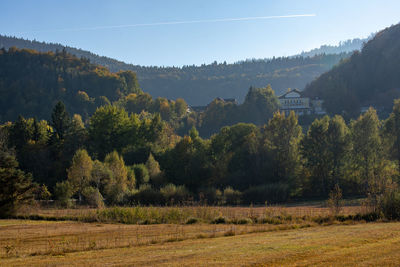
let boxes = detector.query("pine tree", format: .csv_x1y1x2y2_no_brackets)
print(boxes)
51,101,70,140
0,151,35,217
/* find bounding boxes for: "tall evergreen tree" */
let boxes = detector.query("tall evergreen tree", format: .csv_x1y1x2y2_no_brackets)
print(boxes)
0,150,35,217
51,101,70,140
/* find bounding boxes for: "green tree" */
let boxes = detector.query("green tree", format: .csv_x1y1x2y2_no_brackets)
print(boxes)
54,180,74,208
51,101,70,140
91,160,112,193
146,153,163,186
104,151,128,204
210,123,260,189
0,150,35,217
9,115,30,150
67,149,93,203
133,163,149,186
350,108,383,192
262,111,302,196
89,105,131,159
241,85,280,125
301,116,330,196
383,99,400,172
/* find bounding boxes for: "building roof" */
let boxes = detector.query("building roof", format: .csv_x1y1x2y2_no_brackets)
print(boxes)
278,89,303,99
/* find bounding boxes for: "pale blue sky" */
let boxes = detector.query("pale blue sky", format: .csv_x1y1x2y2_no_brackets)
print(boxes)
1,0,400,66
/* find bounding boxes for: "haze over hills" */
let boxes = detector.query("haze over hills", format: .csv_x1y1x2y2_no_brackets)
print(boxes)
304,23,400,117
0,34,364,105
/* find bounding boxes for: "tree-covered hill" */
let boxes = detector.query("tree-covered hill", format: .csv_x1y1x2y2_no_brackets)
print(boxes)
298,36,371,58
304,23,400,117
0,47,141,122
1,34,353,105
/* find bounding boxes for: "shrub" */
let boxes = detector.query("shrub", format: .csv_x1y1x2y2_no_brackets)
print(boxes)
242,183,289,204
133,164,149,186
185,217,199,224
211,216,228,224
82,187,104,208
35,184,51,200
199,187,223,205
134,184,164,205
380,189,400,220
327,184,343,216
160,184,177,203
161,184,191,205
54,181,74,208
233,218,253,225
223,187,242,205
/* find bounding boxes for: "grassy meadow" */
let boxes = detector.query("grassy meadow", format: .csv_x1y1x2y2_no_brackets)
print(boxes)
1,203,398,266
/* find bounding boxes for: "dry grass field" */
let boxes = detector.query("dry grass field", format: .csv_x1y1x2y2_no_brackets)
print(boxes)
2,203,396,266
1,220,400,266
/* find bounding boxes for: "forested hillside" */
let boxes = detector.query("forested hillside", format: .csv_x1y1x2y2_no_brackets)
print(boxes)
0,47,141,122
1,35,352,105
304,23,400,117
298,36,370,57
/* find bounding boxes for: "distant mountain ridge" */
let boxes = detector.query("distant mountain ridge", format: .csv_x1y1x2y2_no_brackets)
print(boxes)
0,34,362,105
298,35,372,58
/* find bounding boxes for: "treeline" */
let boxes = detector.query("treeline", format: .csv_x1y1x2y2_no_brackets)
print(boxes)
304,23,400,118
298,36,370,58
2,99,400,210
0,35,350,105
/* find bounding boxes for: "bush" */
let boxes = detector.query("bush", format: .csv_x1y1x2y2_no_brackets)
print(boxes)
160,184,191,205
233,218,252,225
54,181,74,208
380,189,400,220
223,187,242,205
242,184,289,204
133,184,164,205
35,184,51,200
211,216,228,224
82,187,104,208
133,164,149,186
199,187,223,205
185,217,199,224
327,184,343,216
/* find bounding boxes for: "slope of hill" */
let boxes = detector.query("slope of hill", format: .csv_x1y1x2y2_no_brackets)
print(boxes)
0,47,140,122
304,23,400,117
298,36,371,58
1,35,353,105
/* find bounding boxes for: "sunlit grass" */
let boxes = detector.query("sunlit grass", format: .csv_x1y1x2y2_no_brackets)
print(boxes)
2,222,400,266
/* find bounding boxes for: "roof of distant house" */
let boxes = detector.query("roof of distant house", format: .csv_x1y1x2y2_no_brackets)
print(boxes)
278,89,303,99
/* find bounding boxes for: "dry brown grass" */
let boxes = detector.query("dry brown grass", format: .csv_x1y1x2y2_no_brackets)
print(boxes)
2,221,400,266
0,219,312,259
17,202,366,224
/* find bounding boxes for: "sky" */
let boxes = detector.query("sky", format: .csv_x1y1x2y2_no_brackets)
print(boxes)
1,0,400,66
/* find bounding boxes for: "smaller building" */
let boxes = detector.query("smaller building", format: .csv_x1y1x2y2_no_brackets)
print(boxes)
278,89,326,116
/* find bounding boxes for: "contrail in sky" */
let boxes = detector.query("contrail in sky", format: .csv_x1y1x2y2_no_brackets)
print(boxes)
18,14,316,33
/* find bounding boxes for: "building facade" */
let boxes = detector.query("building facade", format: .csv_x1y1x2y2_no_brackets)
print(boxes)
278,89,326,116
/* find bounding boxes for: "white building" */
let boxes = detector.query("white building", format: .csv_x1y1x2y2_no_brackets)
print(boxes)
278,89,326,116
